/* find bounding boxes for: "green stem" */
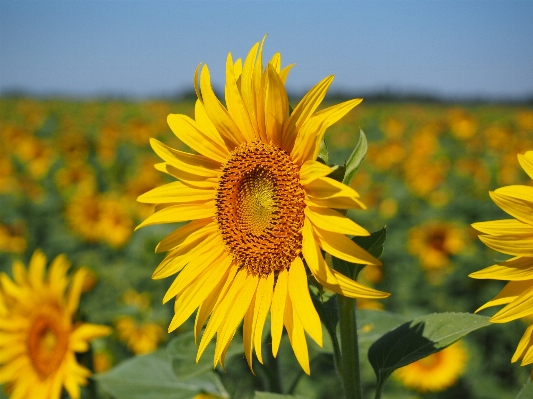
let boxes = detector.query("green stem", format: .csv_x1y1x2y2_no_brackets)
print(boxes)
373,378,386,399
337,295,363,399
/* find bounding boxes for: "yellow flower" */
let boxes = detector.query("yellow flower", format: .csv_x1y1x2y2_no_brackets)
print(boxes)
0,223,27,254
471,150,533,370
137,37,389,374
0,250,111,399
393,342,468,392
408,221,467,271
114,316,165,355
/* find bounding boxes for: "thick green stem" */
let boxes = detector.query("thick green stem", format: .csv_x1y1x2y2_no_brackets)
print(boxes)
337,295,363,399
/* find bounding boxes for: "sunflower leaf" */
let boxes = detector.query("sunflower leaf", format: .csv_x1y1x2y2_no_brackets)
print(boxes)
368,312,491,392
254,392,311,399
351,226,387,260
167,331,243,380
317,138,329,164
342,129,368,186
95,349,229,399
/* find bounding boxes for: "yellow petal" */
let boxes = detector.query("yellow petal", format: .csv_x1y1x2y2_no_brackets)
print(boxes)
283,293,310,375
284,76,334,152
518,151,533,180
138,181,215,204
288,257,323,347
305,207,370,237
476,280,533,312
225,52,256,142
490,186,533,226
28,249,47,292
491,285,533,323
293,98,362,163
163,245,225,303
279,64,294,84
264,63,289,148
11,261,28,286
299,160,333,185
194,263,239,344
472,219,533,236
271,268,288,357
478,235,533,257
200,64,245,145
469,257,533,281
302,221,389,299
166,114,228,163
253,273,274,364
149,138,221,177
313,225,381,266
67,268,87,316
155,219,216,253
70,324,111,352
243,291,257,371
162,163,218,189
168,254,232,332
512,322,533,363
135,201,215,230
197,268,248,362
153,233,218,279
240,40,260,136
305,177,366,210
214,274,258,366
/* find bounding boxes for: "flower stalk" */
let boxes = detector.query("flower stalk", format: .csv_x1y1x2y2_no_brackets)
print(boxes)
338,295,363,399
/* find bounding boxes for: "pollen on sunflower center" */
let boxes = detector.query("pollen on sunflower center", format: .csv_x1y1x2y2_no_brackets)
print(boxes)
27,309,69,378
216,142,306,276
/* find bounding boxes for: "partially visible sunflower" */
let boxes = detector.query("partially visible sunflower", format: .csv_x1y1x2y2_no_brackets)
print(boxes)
393,342,468,392
0,250,111,399
408,221,467,271
114,316,165,355
137,37,389,373
471,150,533,374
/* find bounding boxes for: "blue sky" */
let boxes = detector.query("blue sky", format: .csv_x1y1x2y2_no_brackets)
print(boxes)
1,1,532,99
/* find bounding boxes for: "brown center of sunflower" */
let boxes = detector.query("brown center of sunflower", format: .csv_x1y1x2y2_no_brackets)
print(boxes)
216,142,306,276
27,307,70,379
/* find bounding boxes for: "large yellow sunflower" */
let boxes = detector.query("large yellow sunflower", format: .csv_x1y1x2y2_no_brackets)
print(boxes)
0,250,111,399
471,150,533,372
137,37,389,374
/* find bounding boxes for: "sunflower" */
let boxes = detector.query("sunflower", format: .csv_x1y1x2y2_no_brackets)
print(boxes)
471,150,533,373
393,342,468,392
137,37,389,374
0,250,111,399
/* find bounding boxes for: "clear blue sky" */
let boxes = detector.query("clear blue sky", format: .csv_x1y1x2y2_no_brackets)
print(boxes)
1,0,532,99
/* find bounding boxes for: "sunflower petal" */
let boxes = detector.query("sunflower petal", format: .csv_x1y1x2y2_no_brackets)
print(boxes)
475,280,533,312
469,257,533,281
478,235,533,257
284,76,334,152
305,207,370,236
490,187,533,226
491,285,533,323
305,177,366,210
512,322,533,363
253,273,274,364
265,63,289,147
299,160,333,185
472,219,533,236
167,114,228,163
155,219,216,253
283,294,310,375
288,257,323,347
138,181,214,204
518,151,533,180
135,201,215,230
271,268,288,357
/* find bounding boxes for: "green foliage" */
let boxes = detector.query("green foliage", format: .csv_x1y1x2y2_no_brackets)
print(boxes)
254,392,311,399
368,312,491,393
95,349,229,399
515,380,533,399
342,129,368,186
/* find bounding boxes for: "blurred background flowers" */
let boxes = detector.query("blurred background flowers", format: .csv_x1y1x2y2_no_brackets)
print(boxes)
1,1,533,398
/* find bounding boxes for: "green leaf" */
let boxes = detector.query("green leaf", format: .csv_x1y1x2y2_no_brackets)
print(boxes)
351,226,387,260
357,309,407,350
254,392,311,399
168,331,243,380
516,380,533,399
342,129,368,186
318,139,329,164
368,312,491,388
95,349,229,399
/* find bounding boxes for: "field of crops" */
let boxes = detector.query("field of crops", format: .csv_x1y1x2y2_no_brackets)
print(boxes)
1,97,533,399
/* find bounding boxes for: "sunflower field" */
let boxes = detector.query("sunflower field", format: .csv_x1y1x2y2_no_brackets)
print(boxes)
1,94,533,399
